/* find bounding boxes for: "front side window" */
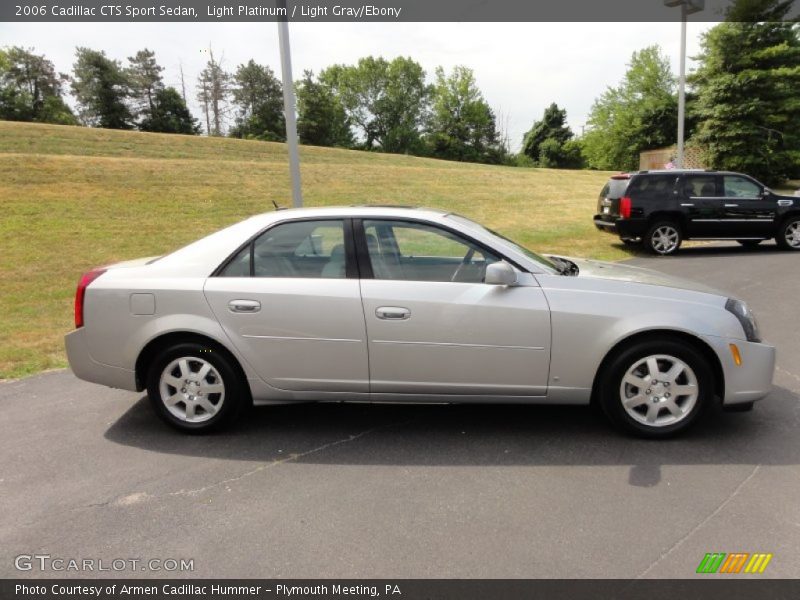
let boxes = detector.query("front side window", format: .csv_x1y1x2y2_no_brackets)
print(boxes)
685,175,719,198
724,176,761,199
363,220,500,283
219,219,348,278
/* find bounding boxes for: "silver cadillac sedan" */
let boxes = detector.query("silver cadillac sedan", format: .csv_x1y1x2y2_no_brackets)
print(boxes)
65,206,775,437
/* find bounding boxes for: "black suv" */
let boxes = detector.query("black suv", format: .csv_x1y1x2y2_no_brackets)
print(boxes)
593,170,800,255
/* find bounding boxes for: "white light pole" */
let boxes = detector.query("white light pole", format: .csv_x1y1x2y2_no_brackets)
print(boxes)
277,0,302,207
664,0,704,168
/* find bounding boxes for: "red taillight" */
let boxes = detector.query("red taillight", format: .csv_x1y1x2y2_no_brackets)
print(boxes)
619,196,632,219
74,268,106,328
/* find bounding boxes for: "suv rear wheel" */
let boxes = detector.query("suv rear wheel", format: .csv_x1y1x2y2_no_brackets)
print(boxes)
776,216,800,251
645,221,682,255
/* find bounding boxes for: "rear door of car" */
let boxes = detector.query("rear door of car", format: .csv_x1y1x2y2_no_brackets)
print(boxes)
355,218,551,398
719,174,776,238
204,218,369,393
682,174,725,237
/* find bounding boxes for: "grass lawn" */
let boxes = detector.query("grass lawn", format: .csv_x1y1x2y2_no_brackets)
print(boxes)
0,120,627,379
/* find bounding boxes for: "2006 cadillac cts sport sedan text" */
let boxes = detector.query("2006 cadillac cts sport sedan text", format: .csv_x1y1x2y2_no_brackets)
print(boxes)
65,207,775,438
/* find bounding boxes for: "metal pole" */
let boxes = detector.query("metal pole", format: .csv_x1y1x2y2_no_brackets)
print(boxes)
277,0,302,207
676,3,687,169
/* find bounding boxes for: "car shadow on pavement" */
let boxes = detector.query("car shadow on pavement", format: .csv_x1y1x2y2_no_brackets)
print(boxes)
105,384,800,488
614,240,786,259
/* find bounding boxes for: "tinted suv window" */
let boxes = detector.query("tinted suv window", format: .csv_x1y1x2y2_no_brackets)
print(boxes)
684,175,719,197
601,178,630,198
219,219,348,278
724,176,761,199
627,175,678,199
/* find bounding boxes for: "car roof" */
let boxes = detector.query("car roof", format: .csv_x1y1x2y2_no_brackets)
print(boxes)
244,204,451,228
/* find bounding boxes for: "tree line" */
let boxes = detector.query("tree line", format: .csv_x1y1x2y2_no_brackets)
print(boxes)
1,0,797,182
0,46,509,165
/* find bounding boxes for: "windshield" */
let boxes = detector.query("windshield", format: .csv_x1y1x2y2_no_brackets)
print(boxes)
445,214,559,273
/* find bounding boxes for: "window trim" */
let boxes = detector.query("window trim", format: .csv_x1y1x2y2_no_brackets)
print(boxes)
353,216,526,282
211,216,357,279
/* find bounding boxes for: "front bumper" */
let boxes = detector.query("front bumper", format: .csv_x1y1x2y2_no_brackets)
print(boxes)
701,335,776,405
65,328,138,391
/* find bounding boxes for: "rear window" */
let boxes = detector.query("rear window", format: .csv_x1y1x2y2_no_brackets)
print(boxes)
601,178,630,198
628,174,679,200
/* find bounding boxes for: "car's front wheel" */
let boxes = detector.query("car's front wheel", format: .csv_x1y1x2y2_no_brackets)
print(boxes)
645,221,682,255
598,337,714,438
776,216,800,251
146,341,246,432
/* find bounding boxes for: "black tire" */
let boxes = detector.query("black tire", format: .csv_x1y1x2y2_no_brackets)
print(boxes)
736,239,762,248
644,220,682,255
775,216,800,251
598,337,714,439
146,341,246,433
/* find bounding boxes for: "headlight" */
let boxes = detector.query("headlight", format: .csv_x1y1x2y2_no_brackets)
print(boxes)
725,298,761,343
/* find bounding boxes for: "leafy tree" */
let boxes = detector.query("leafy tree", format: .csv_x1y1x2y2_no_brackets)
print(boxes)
521,103,574,164
538,138,585,169
425,66,504,164
127,48,164,121
691,0,800,185
230,60,284,141
582,46,678,170
296,70,353,147
139,87,201,134
321,56,430,153
71,47,133,129
0,46,75,124
196,49,230,136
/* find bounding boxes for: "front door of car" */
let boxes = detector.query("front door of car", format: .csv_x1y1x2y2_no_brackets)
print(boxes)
204,218,369,393
682,174,725,237
720,175,777,238
355,219,551,397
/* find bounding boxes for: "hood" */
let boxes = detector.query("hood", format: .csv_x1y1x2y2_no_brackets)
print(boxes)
552,256,728,297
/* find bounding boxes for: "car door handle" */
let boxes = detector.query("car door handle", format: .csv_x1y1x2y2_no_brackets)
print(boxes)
375,306,410,320
228,299,261,313
680,203,694,207
725,203,739,207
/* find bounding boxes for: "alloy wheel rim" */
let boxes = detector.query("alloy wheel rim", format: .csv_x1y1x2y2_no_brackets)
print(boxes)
159,356,225,423
652,226,679,254
619,354,698,427
786,222,800,248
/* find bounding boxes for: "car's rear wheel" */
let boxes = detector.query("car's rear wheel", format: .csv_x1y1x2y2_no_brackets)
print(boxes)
645,221,682,255
737,239,762,247
598,337,713,438
776,216,800,251
146,342,245,432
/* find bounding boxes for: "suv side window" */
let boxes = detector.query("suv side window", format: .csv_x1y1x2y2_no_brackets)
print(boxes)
219,219,348,278
684,175,720,198
627,175,678,200
723,176,761,199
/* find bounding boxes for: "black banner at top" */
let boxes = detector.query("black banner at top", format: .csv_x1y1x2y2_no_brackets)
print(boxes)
3,0,799,23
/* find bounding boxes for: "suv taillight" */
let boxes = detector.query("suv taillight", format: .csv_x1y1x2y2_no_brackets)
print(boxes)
74,268,106,328
619,197,632,219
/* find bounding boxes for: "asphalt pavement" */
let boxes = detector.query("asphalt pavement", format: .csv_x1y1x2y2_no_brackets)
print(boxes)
1,241,798,579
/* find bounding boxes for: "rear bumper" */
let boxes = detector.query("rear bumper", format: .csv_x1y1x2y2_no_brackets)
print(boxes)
65,328,138,391
593,216,648,238
701,335,776,405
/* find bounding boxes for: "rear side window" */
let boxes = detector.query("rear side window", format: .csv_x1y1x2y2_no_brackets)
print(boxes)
627,175,678,200
684,175,719,197
218,219,348,279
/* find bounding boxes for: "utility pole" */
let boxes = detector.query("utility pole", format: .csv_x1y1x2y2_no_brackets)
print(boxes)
664,0,705,168
277,0,303,207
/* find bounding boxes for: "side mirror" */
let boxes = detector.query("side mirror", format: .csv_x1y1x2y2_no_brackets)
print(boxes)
761,188,772,198
485,261,518,286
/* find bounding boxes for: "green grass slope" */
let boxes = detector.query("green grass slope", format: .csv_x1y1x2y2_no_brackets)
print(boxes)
0,120,620,379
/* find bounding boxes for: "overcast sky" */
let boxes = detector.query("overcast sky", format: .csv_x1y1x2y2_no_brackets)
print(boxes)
0,21,714,149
